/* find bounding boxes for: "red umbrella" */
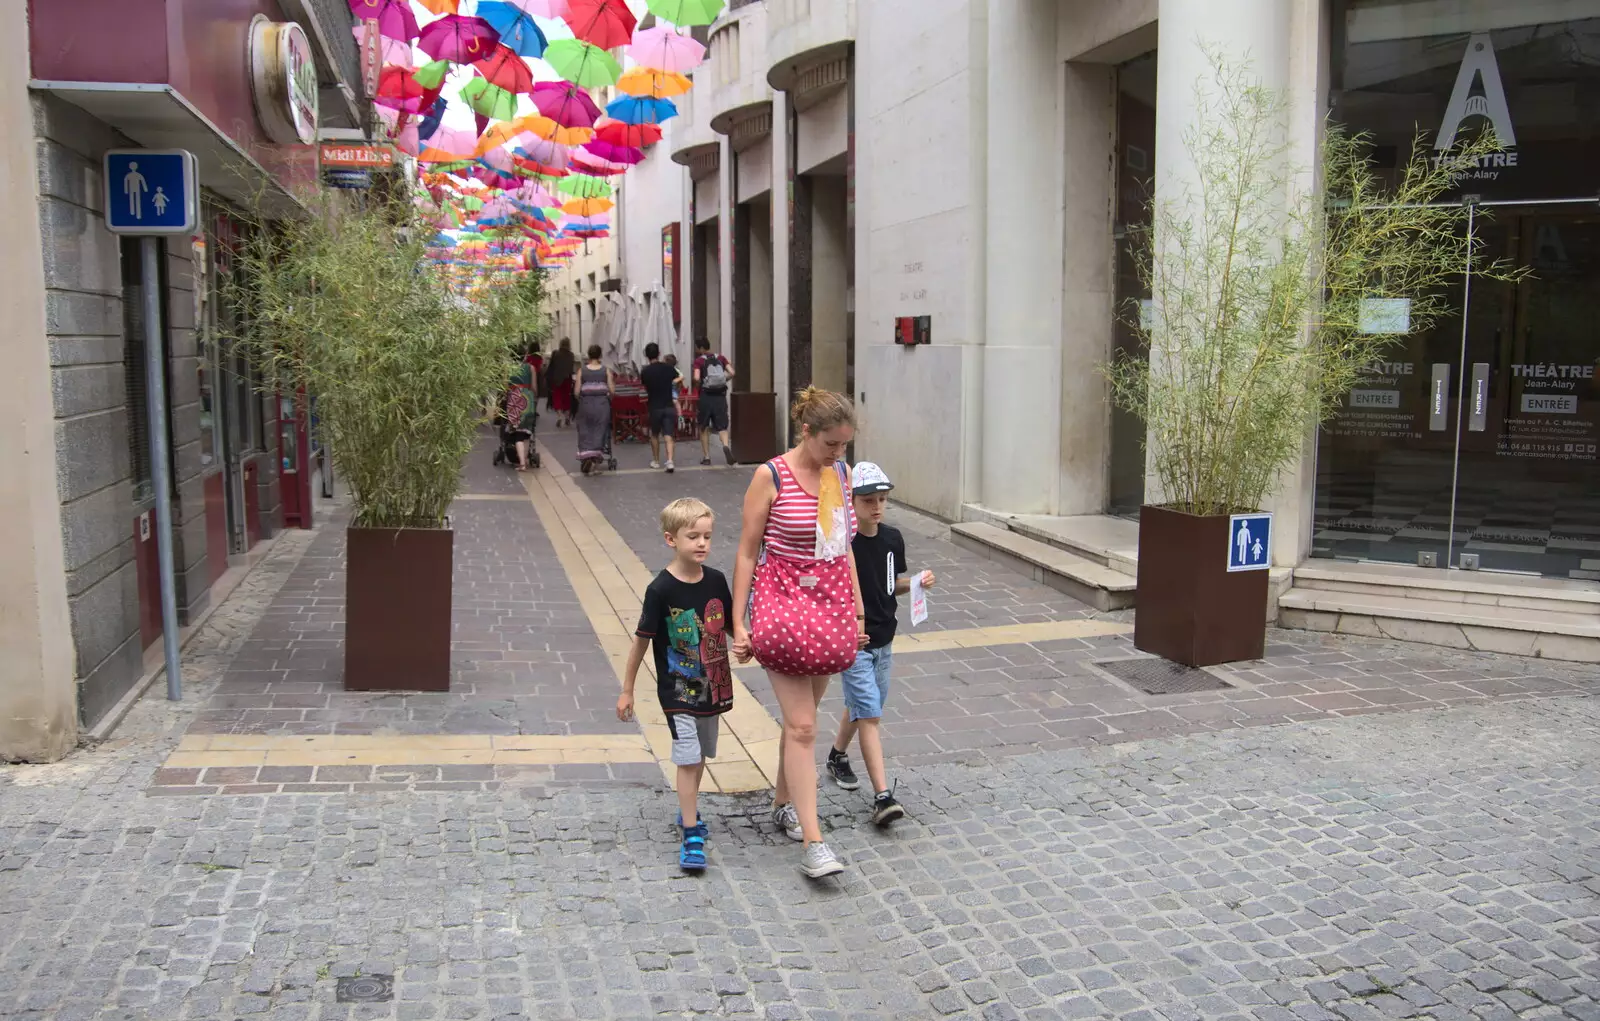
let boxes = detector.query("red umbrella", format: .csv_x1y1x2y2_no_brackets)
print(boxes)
565,0,636,51
375,66,426,109
570,152,628,176
596,118,663,147
473,44,535,94
419,15,500,64
529,81,601,128
347,0,419,42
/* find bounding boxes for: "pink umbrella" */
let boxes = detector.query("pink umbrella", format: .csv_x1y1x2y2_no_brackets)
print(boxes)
347,0,419,42
418,15,500,64
481,148,516,174
529,82,601,128
353,23,413,66
516,183,560,207
581,139,644,165
629,25,706,74
505,0,569,16
570,151,628,176
518,136,570,169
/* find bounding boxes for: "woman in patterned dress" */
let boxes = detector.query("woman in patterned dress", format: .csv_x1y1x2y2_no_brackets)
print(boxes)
730,388,868,879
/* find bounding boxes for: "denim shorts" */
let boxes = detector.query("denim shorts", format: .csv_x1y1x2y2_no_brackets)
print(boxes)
840,645,893,721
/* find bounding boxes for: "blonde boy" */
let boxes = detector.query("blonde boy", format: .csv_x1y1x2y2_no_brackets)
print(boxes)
618,498,734,871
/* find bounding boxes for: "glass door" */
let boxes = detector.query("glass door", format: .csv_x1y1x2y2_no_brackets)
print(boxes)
1314,199,1600,579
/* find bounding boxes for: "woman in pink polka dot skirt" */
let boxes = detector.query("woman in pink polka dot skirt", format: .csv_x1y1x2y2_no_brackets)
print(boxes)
731,388,868,880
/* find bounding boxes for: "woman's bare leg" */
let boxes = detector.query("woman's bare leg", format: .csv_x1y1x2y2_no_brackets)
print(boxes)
768,672,831,844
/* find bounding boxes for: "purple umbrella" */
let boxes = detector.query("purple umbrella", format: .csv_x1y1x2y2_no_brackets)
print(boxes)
347,0,420,42
581,139,644,165
530,81,601,128
418,15,500,64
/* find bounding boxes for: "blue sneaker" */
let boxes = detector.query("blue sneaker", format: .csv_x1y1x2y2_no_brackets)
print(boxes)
679,820,708,871
676,812,708,843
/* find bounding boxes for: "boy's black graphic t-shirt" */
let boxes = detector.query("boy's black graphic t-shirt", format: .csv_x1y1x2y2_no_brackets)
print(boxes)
636,567,735,715
852,525,907,650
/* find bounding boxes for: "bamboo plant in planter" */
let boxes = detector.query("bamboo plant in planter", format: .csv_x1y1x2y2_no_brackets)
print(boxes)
1106,60,1524,667
230,195,524,691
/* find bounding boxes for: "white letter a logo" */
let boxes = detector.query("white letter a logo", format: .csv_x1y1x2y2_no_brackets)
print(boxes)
1435,33,1516,151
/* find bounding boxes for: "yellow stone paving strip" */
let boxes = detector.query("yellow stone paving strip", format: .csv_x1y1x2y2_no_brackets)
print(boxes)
897,619,1132,652
165,733,654,768
524,442,782,793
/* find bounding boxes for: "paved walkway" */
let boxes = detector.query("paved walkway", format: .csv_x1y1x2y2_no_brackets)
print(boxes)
3,422,1600,1019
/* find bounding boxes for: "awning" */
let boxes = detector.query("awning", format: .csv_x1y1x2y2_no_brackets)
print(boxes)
30,81,308,220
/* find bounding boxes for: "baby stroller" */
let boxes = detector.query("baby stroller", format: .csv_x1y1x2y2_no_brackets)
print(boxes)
492,391,541,470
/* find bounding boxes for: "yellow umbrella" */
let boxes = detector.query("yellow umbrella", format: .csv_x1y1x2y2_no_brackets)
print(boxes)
617,67,693,99
517,114,596,147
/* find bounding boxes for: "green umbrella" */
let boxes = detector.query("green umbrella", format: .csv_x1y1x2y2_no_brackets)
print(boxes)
543,39,622,88
461,195,486,211
645,0,726,27
413,59,452,91
558,175,612,199
460,77,519,121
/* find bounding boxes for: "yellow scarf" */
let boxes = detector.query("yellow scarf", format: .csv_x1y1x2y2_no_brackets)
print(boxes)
817,463,844,541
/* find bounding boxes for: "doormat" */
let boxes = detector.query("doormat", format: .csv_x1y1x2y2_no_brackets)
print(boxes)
336,975,394,1003
1094,657,1232,695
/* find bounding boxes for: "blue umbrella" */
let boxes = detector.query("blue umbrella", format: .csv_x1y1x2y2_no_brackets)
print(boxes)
476,1,548,58
418,96,449,143
606,95,678,125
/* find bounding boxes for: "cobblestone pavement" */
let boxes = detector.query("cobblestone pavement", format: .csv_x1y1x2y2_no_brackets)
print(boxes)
2,682,1596,1020
2,425,1598,1019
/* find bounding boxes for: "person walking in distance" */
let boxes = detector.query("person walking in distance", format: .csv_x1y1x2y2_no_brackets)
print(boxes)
640,342,682,473
546,338,577,428
824,462,935,826
574,344,614,474
730,388,867,879
618,499,734,872
692,338,735,466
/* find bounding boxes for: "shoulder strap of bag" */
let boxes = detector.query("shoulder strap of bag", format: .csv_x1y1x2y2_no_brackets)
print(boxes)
766,459,781,493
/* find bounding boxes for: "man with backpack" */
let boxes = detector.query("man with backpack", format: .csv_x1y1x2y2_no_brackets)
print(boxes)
692,337,736,466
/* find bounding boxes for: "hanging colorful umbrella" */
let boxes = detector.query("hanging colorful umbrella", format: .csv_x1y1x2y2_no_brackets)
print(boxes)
416,0,458,11
419,15,500,64
596,118,663,147
413,59,452,91
565,0,637,50
629,24,706,73
570,151,628,176
606,95,678,125
519,114,595,147
419,96,449,142
617,67,693,99
558,175,612,199
529,81,601,128
562,197,614,217
460,77,520,121
505,0,569,14
476,1,548,58
347,0,419,41
419,126,482,163
473,45,536,94
644,0,724,27
543,38,622,88
481,148,516,175
516,137,570,169
375,65,427,108
582,139,644,165
353,23,413,66
475,120,525,156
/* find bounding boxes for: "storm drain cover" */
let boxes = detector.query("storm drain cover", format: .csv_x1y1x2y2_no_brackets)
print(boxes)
336,975,394,1003
1094,658,1232,695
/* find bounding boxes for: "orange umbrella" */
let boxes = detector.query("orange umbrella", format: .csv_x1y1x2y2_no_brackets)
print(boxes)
561,197,614,217
617,67,692,99
415,0,459,13
518,114,595,146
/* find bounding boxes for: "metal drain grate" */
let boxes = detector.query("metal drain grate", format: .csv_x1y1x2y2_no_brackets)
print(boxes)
1094,658,1232,695
336,975,394,1003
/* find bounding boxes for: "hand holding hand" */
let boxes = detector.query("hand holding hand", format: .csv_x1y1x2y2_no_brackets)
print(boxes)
857,623,870,649
615,691,635,722
731,628,753,664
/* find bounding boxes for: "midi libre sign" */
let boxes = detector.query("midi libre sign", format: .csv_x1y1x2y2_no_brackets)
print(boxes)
320,145,396,169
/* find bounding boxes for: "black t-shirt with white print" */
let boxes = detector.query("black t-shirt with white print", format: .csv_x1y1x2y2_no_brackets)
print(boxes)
635,567,735,716
853,525,908,650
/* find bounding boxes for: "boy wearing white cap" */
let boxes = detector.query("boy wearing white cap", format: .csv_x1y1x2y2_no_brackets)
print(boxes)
825,462,935,825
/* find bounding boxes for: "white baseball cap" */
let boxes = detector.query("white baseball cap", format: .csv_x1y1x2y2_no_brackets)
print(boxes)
851,462,894,495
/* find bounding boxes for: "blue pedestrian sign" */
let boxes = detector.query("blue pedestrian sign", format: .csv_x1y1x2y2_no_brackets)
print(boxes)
103,149,198,234
1227,512,1272,572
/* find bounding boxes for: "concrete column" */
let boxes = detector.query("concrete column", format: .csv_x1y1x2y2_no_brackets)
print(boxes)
1153,0,1296,521
717,135,735,357
980,0,1063,514
681,163,695,353
771,89,791,439
0,4,78,760
748,197,774,392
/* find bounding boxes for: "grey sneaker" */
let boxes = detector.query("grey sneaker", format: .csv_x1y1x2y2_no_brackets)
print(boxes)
772,803,803,842
800,841,845,879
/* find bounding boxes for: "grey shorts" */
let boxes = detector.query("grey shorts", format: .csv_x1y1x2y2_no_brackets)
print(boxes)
668,713,720,766
649,405,678,437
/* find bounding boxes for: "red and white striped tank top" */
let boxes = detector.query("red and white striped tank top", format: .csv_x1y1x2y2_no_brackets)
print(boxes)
761,457,858,562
